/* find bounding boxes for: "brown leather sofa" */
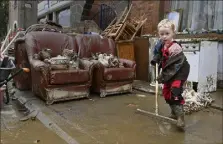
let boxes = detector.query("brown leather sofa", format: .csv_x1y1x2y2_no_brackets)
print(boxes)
74,34,136,97
23,31,94,105
14,32,136,103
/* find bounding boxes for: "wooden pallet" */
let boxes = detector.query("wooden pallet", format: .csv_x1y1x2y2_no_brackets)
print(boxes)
102,4,132,38
115,18,147,41
101,17,117,37
107,24,124,37
116,40,135,61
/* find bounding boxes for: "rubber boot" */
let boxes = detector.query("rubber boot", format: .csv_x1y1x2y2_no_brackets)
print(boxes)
174,105,185,128
169,105,177,120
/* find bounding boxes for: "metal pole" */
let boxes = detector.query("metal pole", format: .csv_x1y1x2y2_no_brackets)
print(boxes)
1,29,11,51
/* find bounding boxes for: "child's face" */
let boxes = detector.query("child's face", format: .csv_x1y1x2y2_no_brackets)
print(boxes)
158,27,174,43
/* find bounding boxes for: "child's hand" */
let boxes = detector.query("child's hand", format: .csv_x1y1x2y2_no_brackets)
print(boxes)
151,54,162,66
156,74,163,84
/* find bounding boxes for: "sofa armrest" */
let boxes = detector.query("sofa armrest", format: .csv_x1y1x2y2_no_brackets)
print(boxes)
30,59,50,86
79,59,94,71
30,59,49,71
15,37,25,45
119,58,136,68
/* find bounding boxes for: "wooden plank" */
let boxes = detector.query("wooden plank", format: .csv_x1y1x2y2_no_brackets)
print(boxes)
101,17,117,36
130,18,147,40
121,4,133,23
134,37,149,81
116,40,135,61
107,24,123,37
115,22,127,41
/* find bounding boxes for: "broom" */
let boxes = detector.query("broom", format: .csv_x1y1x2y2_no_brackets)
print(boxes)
136,63,177,125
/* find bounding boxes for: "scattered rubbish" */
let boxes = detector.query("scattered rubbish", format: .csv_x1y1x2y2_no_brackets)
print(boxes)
136,94,146,98
127,103,138,107
89,98,95,101
182,88,213,114
33,139,40,143
19,116,30,122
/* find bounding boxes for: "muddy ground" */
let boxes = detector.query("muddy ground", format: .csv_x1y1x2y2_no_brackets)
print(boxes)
1,89,222,144
1,101,67,144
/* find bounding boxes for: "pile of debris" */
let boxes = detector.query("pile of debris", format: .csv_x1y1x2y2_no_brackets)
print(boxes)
33,48,79,70
26,20,63,34
1,29,25,58
91,53,124,68
101,4,147,41
182,88,213,115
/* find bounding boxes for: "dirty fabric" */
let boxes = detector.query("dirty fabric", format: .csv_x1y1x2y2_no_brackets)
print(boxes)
91,53,124,68
182,87,213,114
34,48,79,70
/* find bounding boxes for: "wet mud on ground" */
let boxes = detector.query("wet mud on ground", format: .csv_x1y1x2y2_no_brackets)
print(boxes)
1,89,222,144
45,90,223,144
1,101,67,144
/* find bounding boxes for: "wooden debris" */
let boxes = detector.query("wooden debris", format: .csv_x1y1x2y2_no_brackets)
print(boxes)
107,24,124,37
101,17,117,37
101,4,147,41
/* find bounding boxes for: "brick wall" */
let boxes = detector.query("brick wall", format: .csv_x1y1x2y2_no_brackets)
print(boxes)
129,1,162,35
69,0,169,34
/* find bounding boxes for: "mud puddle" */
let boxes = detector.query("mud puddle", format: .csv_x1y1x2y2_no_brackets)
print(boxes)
46,91,222,144
1,100,67,144
1,119,67,144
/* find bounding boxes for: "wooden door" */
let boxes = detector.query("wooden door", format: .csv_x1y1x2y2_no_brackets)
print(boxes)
116,40,135,61
134,37,149,81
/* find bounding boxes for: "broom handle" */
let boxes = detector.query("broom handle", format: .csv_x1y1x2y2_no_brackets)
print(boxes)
155,63,159,115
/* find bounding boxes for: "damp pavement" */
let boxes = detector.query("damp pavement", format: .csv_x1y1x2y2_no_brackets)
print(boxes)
0,101,67,144
1,89,222,144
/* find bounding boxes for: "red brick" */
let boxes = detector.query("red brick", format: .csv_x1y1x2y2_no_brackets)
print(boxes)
129,1,161,35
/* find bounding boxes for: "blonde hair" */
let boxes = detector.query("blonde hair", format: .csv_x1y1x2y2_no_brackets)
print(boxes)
157,19,175,32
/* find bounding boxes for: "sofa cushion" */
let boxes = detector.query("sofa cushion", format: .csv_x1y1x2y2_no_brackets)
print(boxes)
25,31,75,58
50,69,89,84
75,34,116,58
103,68,135,81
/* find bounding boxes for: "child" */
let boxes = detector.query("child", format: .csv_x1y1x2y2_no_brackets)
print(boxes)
151,19,190,128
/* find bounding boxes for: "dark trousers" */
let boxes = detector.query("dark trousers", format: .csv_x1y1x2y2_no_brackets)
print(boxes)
162,80,185,105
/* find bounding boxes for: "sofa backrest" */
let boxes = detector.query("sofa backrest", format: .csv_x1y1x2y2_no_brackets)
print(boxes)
74,34,116,58
25,31,75,59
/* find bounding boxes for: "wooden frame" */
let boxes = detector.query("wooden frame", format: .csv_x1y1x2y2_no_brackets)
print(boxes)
165,9,183,32
116,40,135,61
107,24,124,37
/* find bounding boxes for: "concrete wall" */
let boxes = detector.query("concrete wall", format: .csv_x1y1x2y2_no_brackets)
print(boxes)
38,1,73,18
8,1,19,30
9,1,37,30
